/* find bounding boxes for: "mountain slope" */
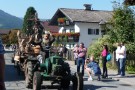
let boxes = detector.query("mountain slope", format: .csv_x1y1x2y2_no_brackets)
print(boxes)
0,10,23,29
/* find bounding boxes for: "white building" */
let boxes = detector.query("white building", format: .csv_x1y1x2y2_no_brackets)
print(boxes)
49,4,112,48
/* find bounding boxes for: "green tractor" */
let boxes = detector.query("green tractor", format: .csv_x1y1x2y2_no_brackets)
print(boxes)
32,48,83,90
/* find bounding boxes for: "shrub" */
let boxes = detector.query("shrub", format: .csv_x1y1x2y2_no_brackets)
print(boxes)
87,35,115,61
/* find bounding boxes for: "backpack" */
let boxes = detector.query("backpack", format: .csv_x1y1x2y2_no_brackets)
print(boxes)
106,53,112,61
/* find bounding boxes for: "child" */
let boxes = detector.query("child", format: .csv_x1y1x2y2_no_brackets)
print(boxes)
85,55,101,81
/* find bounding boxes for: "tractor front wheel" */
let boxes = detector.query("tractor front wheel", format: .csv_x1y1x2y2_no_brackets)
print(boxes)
25,61,33,89
33,71,42,90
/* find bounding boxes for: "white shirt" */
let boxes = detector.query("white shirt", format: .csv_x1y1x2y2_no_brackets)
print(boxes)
116,46,120,61
119,45,126,58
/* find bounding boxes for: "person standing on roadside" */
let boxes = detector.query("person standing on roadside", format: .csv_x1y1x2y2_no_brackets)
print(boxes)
101,44,108,78
73,44,79,65
62,45,68,59
77,42,87,76
0,39,5,90
115,43,121,75
118,42,126,76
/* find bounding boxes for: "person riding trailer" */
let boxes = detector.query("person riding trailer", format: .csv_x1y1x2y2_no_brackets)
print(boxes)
42,31,55,59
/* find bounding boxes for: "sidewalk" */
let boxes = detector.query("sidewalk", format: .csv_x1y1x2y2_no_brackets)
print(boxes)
66,60,135,86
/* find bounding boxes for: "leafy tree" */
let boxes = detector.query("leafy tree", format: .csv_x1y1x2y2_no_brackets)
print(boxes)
108,3,135,43
1,29,18,44
1,35,9,44
8,30,18,44
22,7,36,35
124,0,135,5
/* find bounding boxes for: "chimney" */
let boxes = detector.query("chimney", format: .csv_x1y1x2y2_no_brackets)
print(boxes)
84,4,92,10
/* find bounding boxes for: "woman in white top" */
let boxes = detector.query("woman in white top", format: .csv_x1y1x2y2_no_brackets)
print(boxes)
118,42,126,76
115,43,121,75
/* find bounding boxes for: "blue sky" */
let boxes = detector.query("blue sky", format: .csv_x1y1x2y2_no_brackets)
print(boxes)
0,0,122,19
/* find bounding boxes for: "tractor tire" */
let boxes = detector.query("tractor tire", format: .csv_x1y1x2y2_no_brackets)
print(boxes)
72,72,83,90
63,62,71,75
25,61,33,89
61,62,71,89
33,71,42,90
61,78,70,89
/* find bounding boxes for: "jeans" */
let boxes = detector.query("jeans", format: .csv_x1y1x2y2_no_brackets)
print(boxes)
116,59,120,75
77,57,85,75
119,58,126,76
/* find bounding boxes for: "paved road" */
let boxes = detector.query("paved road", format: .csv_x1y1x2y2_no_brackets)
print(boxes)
4,51,135,90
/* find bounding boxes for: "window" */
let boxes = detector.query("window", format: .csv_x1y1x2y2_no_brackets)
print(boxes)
88,28,99,35
70,29,75,33
62,29,66,33
96,29,99,35
88,29,92,34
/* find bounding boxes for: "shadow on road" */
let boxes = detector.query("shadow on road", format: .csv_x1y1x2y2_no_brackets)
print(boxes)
84,85,117,90
4,64,24,82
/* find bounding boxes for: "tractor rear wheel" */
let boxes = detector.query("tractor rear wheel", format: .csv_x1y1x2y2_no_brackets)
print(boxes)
25,61,33,89
72,72,83,90
33,71,42,90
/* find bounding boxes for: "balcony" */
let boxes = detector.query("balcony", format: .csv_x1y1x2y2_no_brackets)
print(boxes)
57,18,70,26
52,33,80,43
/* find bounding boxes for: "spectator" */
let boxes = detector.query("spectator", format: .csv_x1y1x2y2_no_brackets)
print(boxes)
118,42,126,76
115,43,121,75
101,44,108,78
62,45,68,59
77,42,87,76
58,44,63,57
73,44,79,65
85,55,101,81
0,39,5,90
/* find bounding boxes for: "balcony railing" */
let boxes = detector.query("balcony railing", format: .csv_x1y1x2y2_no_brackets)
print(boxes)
57,18,70,26
52,33,80,43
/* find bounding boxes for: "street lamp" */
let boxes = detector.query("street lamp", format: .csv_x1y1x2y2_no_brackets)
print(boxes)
99,19,106,37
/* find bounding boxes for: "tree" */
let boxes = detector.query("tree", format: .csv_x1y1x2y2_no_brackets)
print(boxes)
8,30,18,44
108,3,135,43
22,7,36,35
124,0,135,5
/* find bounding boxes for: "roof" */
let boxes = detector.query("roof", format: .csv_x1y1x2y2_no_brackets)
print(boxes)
42,21,59,33
59,8,113,23
0,29,11,35
49,8,113,25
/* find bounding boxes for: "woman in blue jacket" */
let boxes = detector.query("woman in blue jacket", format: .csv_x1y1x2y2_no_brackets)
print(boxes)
85,55,101,81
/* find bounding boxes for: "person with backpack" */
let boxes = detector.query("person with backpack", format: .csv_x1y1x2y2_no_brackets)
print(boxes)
101,44,108,78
